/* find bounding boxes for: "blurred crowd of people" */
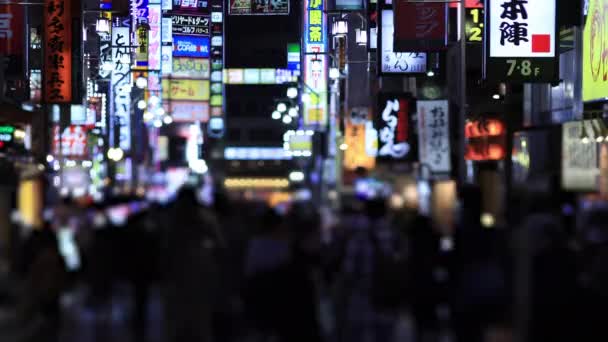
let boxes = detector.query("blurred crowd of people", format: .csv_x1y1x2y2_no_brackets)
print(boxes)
1,184,608,342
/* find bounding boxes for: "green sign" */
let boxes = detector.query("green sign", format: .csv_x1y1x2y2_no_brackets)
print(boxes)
0,126,15,134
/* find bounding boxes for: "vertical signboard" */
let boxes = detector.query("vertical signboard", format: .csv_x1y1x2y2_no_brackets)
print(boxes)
376,93,416,161
344,118,376,170
303,0,328,128
562,121,599,191
466,7,484,43
148,4,162,70
379,9,427,74
484,0,558,82
583,0,608,102
393,0,448,52
44,0,72,103
418,100,451,174
0,5,24,55
209,2,224,118
111,26,132,151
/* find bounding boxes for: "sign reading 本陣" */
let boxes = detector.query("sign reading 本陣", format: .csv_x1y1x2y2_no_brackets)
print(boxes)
172,14,210,36
44,0,72,103
583,0,608,102
417,100,451,175
303,0,328,128
484,0,558,82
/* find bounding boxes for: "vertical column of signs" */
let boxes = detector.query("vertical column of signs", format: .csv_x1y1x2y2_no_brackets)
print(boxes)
165,0,213,123
302,0,328,129
209,1,224,120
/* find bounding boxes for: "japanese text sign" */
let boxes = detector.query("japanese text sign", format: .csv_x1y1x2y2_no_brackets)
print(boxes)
172,14,210,36
163,101,209,122
417,100,451,174
484,0,558,82
303,0,328,128
173,35,210,58
562,121,599,191
111,26,132,151
393,1,448,52
44,0,72,103
161,79,210,100
377,93,416,160
0,5,23,55
380,10,427,74
148,4,162,70
466,8,484,43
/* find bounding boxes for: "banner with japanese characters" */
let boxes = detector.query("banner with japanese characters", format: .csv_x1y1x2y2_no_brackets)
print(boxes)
172,14,210,36
376,93,417,161
417,100,451,175
111,26,132,152
52,125,90,158
161,79,210,100
44,0,72,103
302,0,328,128
484,0,558,82
378,8,427,74
393,0,448,52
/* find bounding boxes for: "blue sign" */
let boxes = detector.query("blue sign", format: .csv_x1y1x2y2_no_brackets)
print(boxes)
173,35,210,58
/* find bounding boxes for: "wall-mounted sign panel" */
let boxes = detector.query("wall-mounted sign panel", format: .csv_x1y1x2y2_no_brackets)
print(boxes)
172,0,209,12
229,0,289,15
562,121,599,191
484,0,558,82
393,1,448,52
418,100,451,174
148,4,162,70
173,35,210,58
162,79,210,100
163,101,209,122
583,0,608,101
376,93,416,160
379,10,427,74
172,14,210,36
303,0,328,128
172,57,210,78
44,0,72,103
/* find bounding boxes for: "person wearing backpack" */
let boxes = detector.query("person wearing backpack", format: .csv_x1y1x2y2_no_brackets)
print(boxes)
342,198,407,342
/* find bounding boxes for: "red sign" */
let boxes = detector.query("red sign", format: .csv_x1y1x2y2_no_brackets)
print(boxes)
0,5,23,55
465,119,506,161
394,1,448,52
44,0,72,103
449,0,483,8
53,125,89,158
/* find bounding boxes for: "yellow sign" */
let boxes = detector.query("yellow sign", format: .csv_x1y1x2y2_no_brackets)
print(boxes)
162,79,209,101
344,119,375,171
584,0,608,101
172,58,210,78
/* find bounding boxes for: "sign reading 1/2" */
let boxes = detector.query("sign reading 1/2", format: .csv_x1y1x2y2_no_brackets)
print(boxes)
466,8,483,43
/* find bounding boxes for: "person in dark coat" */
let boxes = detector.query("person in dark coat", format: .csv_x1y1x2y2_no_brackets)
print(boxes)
162,187,224,342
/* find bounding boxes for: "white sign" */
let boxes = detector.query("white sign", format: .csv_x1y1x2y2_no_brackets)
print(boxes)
418,100,451,174
161,17,173,43
163,101,209,122
111,27,132,151
489,0,555,57
211,12,223,23
161,45,172,74
161,0,172,10
380,10,427,73
562,121,599,191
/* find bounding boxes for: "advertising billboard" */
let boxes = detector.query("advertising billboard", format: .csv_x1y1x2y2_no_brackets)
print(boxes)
162,79,210,100
173,57,210,78
173,35,210,58
229,0,289,15
172,14,210,36
583,0,608,101
163,101,210,122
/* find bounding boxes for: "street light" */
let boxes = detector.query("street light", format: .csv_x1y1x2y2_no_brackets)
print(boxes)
282,115,293,124
272,111,282,120
580,121,590,144
287,87,298,99
329,67,340,80
355,28,367,46
137,99,147,110
163,115,174,125
95,18,110,34
277,102,287,113
135,77,147,89
288,107,298,117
